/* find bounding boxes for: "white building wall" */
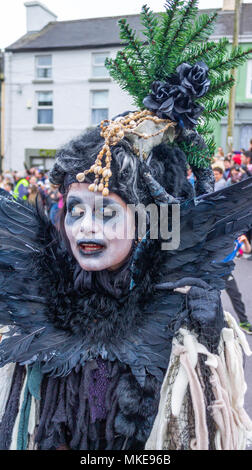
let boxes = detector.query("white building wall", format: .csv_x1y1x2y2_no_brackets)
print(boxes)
4,48,135,171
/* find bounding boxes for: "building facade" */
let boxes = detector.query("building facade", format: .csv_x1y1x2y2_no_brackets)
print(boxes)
3,1,252,171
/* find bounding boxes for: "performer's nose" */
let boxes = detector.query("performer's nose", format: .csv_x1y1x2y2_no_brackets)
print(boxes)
80,209,99,235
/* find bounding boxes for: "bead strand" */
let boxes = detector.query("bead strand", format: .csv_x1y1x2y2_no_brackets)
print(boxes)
76,110,175,196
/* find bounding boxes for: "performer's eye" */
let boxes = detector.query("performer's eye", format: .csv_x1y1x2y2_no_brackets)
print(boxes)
95,205,117,220
69,205,85,218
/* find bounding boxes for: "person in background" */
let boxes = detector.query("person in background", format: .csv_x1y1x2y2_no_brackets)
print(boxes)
3,182,13,194
225,235,252,335
187,166,195,188
46,185,61,225
223,157,232,181
215,146,224,159
213,166,227,191
248,138,252,152
0,173,4,189
13,171,29,200
27,176,41,206
232,153,242,166
241,150,252,175
37,170,46,184
228,164,249,185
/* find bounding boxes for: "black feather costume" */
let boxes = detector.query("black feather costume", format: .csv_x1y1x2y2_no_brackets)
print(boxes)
0,1,252,451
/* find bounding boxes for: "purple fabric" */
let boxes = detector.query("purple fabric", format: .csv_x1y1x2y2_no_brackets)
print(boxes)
88,358,110,423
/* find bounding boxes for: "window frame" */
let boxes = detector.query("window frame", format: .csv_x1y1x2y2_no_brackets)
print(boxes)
90,89,109,126
36,90,54,126
91,52,110,79
35,54,52,80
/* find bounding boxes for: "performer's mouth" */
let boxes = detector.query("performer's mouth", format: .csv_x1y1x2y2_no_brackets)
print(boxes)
77,239,106,255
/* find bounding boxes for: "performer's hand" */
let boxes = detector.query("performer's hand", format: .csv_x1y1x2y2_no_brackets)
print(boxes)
187,286,224,350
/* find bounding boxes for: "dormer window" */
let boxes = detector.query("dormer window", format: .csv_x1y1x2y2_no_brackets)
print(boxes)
35,55,52,79
92,53,109,78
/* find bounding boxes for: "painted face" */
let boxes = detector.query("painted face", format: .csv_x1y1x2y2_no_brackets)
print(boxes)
64,183,135,271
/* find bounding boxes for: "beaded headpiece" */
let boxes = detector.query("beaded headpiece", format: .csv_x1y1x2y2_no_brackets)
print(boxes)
76,110,175,195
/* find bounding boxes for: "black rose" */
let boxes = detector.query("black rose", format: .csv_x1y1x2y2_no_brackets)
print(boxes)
143,81,172,110
176,61,210,98
143,82,204,129
142,61,210,129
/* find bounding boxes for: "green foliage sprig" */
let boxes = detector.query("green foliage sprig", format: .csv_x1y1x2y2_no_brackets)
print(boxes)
105,0,252,167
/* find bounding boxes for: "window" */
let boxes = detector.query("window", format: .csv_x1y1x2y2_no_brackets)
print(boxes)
246,60,252,99
36,91,53,125
35,55,52,79
91,90,108,125
92,53,109,78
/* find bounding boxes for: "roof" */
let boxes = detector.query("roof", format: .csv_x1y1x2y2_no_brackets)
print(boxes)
5,4,252,53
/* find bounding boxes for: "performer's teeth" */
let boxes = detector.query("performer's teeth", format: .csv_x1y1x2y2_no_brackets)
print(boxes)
80,243,103,252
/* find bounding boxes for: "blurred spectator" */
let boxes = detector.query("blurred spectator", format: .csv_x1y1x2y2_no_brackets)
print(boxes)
241,150,252,175
4,171,14,185
248,139,252,152
187,167,195,187
224,235,252,335
229,165,247,184
3,181,13,194
0,173,4,189
223,157,231,181
13,171,29,200
46,185,61,224
27,176,41,206
232,154,242,166
215,146,224,159
213,167,227,191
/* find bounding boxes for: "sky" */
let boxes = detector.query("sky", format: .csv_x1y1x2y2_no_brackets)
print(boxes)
0,0,249,50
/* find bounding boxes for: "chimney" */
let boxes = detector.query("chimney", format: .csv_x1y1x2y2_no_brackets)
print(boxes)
24,1,57,33
222,0,236,10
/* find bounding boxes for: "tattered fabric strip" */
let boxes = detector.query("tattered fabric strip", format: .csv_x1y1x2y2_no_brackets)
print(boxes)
145,312,252,450
0,364,25,450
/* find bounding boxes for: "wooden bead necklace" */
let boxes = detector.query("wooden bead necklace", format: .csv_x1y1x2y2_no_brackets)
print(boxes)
76,109,174,196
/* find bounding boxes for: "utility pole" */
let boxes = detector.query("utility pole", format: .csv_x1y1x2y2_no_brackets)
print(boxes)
226,0,241,153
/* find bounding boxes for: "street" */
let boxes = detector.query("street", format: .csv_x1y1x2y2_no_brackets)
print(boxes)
221,257,252,449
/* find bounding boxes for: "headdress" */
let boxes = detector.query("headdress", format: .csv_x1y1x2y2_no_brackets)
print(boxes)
50,0,252,201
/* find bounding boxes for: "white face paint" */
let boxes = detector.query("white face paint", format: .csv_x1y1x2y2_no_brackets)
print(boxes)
64,183,135,272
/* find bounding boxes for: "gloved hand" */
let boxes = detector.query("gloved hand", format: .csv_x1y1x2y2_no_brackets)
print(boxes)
187,285,224,352
155,278,224,352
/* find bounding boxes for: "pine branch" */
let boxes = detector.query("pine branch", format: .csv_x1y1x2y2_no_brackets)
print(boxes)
172,12,218,71
118,19,151,79
197,122,214,136
179,139,214,168
140,4,158,43
185,12,218,45
105,55,148,108
199,75,235,102
210,46,252,74
105,58,139,102
156,0,182,57
118,51,143,85
180,38,229,65
161,0,199,73
202,98,227,122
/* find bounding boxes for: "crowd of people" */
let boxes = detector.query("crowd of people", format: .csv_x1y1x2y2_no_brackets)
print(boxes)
0,167,63,225
212,141,252,190
187,138,252,335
